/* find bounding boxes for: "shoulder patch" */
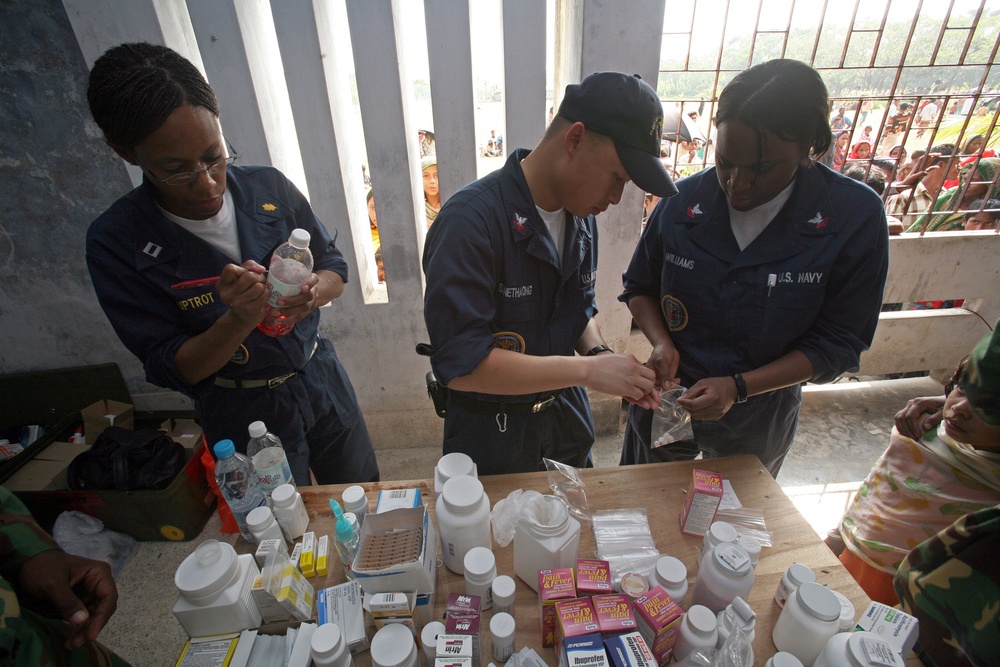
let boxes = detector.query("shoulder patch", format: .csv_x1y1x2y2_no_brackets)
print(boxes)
492,331,526,353
661,295,689,332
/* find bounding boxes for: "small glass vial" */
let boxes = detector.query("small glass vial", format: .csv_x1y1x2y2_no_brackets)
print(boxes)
673,604,718,663
492,574,516,614
699,521,738,562
463,546,496,610
814,630,903,667
764,652,804,667
716,596,756,648
829,589,857,633
246,506,285,544
436,476,491,574
342,486,369,529
271,483,309,540
490,612,517,663
371,623,418,667
420,621,445,666
690,543,755,613
311,623,354,667
772,582,841,666
649,555,688,607
736,534,761,568
774,563,816,608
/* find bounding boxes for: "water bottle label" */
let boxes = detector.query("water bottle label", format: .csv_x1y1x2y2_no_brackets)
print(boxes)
256,461,293,494
266,257,310,306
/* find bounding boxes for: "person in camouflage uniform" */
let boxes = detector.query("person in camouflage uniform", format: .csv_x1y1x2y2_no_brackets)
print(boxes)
0,486,128,666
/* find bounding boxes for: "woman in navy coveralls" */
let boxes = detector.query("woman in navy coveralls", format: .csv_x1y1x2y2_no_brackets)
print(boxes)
620,60,890,476
84,43,378,485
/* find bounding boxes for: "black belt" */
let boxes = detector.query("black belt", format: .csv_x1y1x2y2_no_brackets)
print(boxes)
215,342,317,390
448,390,559,415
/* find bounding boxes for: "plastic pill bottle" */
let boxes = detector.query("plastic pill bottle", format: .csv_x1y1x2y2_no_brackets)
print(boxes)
246,506,285,545
764,652,804,667
271,483,310,540
172,539,262,637
673,604,719,662
649,555,688,607
699,521,738,562
774,563,816,608
463,546,496,610
736,534,762,568
420,621,445,666
814,630,903,667
716,596,756,648
491,575,515,615
341,485,369,528
436,476,491,574
513,494,580,591
311,623,354,667
772,582,841,666
829,589,857,632
434,452,478,493
490,612,517,663
371,623,418,667
690,543,755,613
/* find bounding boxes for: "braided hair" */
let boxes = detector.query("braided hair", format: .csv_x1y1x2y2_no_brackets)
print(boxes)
87,42,219,150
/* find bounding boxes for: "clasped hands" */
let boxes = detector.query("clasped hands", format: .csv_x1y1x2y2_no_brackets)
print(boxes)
215,260,321,327
643,341,739,420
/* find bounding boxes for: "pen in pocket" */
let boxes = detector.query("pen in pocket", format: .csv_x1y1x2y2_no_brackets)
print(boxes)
767,273,777,297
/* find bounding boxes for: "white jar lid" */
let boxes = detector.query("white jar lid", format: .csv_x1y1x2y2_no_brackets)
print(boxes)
464,546,496,576
438,452,476,479
311,623,344,657
492,575,516,602
712,543,752,575
736,535,761,561
271,483,295,507
654,555,687,586
420,621,445,656
342,485,367,508
846,632,902,666
767,652,804,667
371,623,416,667
787,563,816,586
707,521,737,545
246,506,273,530
174,539,239,603
441,476,485,513
796,582,841,622
490,612,516,641
686,605,717,635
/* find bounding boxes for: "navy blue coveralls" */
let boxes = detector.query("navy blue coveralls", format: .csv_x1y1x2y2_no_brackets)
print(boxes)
422,149,599,474
86,166,379,485
620,163,889,476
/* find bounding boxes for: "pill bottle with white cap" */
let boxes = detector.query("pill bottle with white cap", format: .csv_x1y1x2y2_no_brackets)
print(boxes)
341,485,369,529
690,543,755,613
813,630,904,667
492,575,516,614
246,506,285,545
828,589,857,633
271,483,309,540
434,452,478,493
463,546,496,610
648,555,688,607
772,581,841,665
436,476,491,574
774,563,815,608
699,521,738,563
736,534,762,568
371,623,418,667
420,621,445,666
764,652,804,667
673,604,719,663
490,612,517,662
311,623,354,667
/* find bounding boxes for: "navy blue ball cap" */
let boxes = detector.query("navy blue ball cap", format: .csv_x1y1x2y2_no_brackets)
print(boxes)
558,72,678,198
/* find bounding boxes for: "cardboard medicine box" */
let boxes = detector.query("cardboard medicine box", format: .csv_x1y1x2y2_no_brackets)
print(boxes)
539,567,577,648
593,593,637,636
562,633,610,667
317,580,368,654
555,597,599,646
353,505,437,595
679,468,724,537
604,632,656,667
576,558,612,595
632,587,683,665
81,399,134,444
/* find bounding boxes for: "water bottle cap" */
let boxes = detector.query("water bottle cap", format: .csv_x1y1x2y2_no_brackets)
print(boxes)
335,514,355,541
289,228,311,249
213,439,235,458
248,421,267,438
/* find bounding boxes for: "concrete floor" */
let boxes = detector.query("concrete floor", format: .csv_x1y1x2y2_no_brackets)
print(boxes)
96,376,942,665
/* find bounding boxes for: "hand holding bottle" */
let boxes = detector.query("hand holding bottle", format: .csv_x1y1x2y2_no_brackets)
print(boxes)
217,260,269,326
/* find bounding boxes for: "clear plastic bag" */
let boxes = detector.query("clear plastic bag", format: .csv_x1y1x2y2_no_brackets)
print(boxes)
490,488,526,547
52,511,138,579
651,386,694,447
592,508,659,588
677,623,753,667
490,489,574,547
543,458,591,523
715,507,773,547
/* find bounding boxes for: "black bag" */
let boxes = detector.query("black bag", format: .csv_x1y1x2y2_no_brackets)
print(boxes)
67,426,186,491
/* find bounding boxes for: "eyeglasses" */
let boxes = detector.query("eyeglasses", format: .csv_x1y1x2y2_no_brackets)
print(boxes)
141,141,239,186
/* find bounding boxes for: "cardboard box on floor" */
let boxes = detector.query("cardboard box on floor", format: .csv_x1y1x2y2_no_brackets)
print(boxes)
81,399,134,444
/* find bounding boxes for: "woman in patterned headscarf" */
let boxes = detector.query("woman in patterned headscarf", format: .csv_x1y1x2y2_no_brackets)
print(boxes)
908,157,1000,232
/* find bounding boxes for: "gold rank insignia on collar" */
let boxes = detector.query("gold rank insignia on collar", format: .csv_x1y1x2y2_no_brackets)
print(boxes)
261,202,277,211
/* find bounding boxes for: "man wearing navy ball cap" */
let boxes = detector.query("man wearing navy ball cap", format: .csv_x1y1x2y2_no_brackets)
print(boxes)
420,72,676,474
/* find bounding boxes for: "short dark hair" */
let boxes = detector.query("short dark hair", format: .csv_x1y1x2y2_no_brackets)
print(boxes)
872,157,896,173
88,42,219,149
965,198,1000,220
844,166,886,195
716,59,831,161
927,143,957,167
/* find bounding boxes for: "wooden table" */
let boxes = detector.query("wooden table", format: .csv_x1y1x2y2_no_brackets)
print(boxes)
295,457,886,667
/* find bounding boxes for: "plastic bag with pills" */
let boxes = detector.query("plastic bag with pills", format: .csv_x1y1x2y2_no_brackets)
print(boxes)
651,385,694,447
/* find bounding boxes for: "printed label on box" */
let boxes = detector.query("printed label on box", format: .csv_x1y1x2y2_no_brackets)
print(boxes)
576,559,612,595
593,594,637,635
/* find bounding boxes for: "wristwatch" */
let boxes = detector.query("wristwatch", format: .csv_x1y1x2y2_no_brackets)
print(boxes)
585,344,613,357
732,373,748,403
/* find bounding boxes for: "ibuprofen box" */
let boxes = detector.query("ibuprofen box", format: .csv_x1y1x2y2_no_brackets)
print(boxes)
679,468,724,537
555,597,599,646
605,632,656,667
632,587,683,665
576,558,612,595
593,594,637,636
539,568,577,648
561,633,609,667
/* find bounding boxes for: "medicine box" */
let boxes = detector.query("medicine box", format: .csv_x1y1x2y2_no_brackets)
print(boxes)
632,587,683,665
269,563,315,621
317,580,368,654
353,505,437,595
604,632,656,667
299,531,316,577
555,597,599,646
539,568,577,648
434,660,473,667
576,558,612,595
679,468,724,537
854,601,920,656
252,575,294,623
255,538,286,569
445,614,481,667
593,593,637,636
562,633,610,667
369,591,416,632
375,487,422,513
436,634,473,659
446,592,482,616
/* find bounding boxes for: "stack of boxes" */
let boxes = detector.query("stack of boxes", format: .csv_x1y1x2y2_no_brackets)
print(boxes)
445,593,483,666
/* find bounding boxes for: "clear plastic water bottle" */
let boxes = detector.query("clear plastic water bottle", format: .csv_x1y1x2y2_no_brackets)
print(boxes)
247,421,294,499
333,513,359,580
258,228,314,337
213,439,267,542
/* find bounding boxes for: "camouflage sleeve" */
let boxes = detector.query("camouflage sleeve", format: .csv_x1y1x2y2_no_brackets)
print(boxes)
0,487,58,584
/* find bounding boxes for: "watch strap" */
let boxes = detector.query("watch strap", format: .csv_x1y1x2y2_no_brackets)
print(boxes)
732,373,748,403
585,344,613,357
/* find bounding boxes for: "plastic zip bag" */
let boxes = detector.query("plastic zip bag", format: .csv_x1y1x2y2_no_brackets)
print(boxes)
715,508,773,547
592,508,659,588
651,386,694,447
543,458,591,523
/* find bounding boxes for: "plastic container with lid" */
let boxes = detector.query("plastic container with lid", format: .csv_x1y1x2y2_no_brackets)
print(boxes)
311,622,354,667
492,574,516,614
436,476,491,574
829,589,857,633
271,483,310,540
433,452,478,493
649,555,688,607
172,539,262,637
464,546,496,610
764,652,804,667
772,582,841,665
246,506,285,545
673,604,719,662
371,623,418,667
420,621,445,666
690,543,755,613
716,596,756,648
620,571,650,599
513,493,581,591
736,534,762,568
699,521,739,562
814,630,904,667
490,612,517,662
774,563,816,608
342,486,369,529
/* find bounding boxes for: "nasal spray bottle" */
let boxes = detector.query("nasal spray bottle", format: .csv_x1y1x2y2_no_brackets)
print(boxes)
330,500,359,580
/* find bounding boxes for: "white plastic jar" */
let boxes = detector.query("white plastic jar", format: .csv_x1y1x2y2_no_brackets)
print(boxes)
764,652,804,667
829,589,857,633
246,506,285,545
772,582,841,666
690,543,755,613
463,546,496,610
736,534,762,568
172,539,262,637
492,574,516,614
311,623,354,667
420,621,445,666
513,494,581,591
774,563,816,608
490,612,517,663
649,555,688,607
270,483,309,540
434,452,478,493
716,596,756,648
341,485,369,528
814,630,904,667
371,623,418,667
673,604,719,662
699,521,738,562
436,476,491,574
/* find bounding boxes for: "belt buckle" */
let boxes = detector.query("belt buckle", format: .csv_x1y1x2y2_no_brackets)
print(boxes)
532,395,555,413
268,372,296,389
